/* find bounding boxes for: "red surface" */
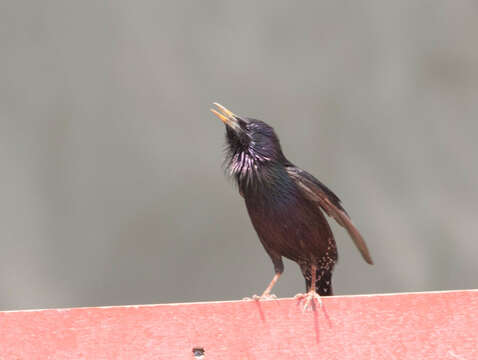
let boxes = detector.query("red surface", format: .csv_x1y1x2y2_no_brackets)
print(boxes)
0,290,477,359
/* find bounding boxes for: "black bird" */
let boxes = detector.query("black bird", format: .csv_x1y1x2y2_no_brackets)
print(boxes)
211,103,373,308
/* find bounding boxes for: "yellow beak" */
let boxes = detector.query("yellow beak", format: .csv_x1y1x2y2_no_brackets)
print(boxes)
210,103,237,127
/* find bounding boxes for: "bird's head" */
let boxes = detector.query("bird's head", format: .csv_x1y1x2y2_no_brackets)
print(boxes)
211,103,287,190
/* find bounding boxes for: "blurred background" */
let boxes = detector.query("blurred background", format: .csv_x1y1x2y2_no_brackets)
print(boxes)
1,1,477,310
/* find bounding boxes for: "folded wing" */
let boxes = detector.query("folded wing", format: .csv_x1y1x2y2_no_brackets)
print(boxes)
287,166,373,265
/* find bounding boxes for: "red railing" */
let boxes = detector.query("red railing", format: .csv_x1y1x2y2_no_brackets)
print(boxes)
0,290,476,359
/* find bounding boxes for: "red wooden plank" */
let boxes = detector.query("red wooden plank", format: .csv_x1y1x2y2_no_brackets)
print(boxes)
0,290,476,359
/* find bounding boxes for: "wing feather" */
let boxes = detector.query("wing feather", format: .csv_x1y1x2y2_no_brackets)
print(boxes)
287,166,373,265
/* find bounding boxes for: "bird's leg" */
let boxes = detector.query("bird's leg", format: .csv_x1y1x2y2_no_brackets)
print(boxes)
260,272,281,298
296,265,322,311
245,272,281,301
244,255,283,301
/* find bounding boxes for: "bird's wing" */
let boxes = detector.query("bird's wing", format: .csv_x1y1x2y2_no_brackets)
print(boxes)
287,166,373,265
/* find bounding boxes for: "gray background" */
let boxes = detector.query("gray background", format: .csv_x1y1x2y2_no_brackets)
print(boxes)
1,1,477,310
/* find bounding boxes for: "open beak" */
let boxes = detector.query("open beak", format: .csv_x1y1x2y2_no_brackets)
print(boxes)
210,103,241,131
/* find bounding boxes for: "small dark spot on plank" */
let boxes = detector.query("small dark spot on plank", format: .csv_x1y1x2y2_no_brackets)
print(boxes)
192,347,205,358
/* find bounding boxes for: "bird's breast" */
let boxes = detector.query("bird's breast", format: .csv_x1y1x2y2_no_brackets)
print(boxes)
244,184,336,263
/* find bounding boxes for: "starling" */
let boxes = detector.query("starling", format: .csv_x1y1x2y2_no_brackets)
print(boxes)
211,103,373,309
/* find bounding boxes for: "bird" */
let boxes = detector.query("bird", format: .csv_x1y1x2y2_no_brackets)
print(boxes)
211,103,373,309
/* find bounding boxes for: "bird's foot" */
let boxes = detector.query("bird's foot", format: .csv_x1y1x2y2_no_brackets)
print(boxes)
295,291,322,312
243,293,278,301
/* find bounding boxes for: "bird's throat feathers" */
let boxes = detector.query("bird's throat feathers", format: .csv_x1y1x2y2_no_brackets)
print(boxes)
222,116,291,197
224,148,292,198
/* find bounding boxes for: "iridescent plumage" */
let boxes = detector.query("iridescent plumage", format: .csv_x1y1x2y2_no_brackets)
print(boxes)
212,103,373,302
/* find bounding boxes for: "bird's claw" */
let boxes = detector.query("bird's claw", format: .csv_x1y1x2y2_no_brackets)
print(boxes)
295,291,322,312
242,293,278,301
